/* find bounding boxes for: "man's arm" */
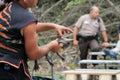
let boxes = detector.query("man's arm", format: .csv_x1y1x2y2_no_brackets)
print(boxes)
101,31,109,47
119,33,120,40
101,31,108,42
99,18,108,46
73,16,83,46
73,27,78,41
73,26,79,46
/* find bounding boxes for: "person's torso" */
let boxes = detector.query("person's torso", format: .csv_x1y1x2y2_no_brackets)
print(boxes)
79,14,100,36
0,1,37,79
0,1,37,67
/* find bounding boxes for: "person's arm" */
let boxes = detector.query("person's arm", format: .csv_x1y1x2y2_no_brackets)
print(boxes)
21,22,60,60
101,31,108,42
73,16,83,46
73,26,78,46
119,33,120,40
101,31,109,47
36,23,58,32
36,23,73,37
99,18,109,47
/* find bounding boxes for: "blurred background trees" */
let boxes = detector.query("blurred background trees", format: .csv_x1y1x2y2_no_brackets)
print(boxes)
32,0,120,43
29,0,120,76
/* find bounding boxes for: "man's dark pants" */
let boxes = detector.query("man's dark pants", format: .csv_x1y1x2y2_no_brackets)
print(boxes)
78,39,101,68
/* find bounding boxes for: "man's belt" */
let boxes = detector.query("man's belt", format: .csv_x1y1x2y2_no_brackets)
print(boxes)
76,34,98,41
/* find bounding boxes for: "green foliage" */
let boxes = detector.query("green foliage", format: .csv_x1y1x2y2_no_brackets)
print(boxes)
38,39,44,46
55,74,64,80
58,75,64,79
65,0,86,10
99,8,106,13
55,0,86,24
68,63,76,69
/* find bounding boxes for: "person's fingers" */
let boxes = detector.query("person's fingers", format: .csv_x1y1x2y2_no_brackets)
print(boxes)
51,39,62,53
56,27,72,37
52,46,61,53
66,28,73,33
58,31,64,37
66,30,70,33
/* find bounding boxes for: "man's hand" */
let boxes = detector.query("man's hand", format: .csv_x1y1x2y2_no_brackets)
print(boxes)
73,40,78,46
54,24,73,37
102,42,109,48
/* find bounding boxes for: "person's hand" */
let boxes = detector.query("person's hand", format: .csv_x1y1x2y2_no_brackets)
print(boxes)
73,40,78,46
54,24,73,37
102,42,109,48
50,39,61,53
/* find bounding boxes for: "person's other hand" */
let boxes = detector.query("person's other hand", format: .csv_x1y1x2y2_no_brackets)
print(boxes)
54,24,73,37
73,40,78,46
102,42,109,48
50,39,61,53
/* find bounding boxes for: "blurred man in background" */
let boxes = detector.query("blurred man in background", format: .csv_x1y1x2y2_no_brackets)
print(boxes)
73,6,108,68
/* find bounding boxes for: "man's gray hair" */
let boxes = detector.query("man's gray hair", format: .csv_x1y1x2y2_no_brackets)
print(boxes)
89,5,98,13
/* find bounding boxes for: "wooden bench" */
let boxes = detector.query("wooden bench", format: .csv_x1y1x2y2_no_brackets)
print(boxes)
108,43,117,47
63,69,120,80
89,51,107,59
79,60,120,64
79,60,120,69
89,52,105,55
